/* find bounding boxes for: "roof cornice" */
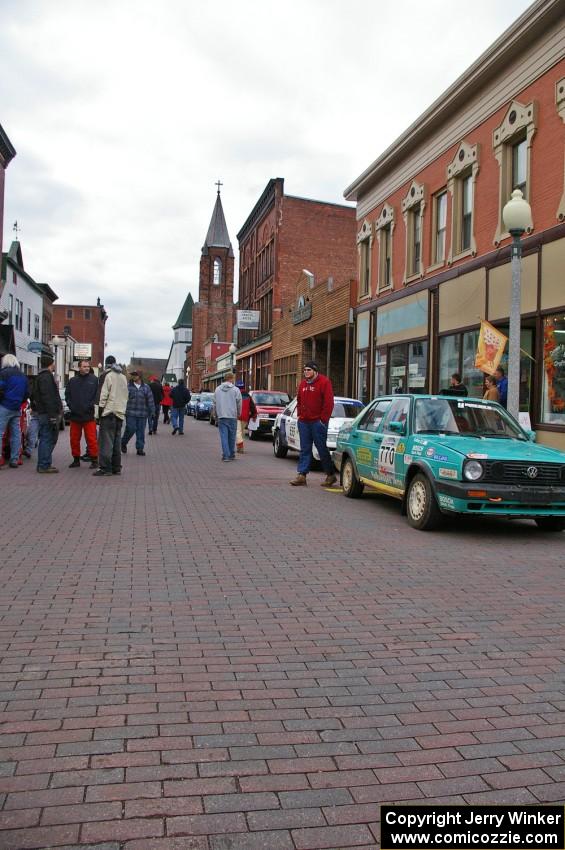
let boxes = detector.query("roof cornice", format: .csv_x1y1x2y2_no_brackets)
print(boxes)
0,123,16,167
344,0,565,201
237,178,283,242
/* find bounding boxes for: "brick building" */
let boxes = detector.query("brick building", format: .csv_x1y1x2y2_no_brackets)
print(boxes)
235,178,357,391
188,190,236,391
52,299,107,367
345,0,565,449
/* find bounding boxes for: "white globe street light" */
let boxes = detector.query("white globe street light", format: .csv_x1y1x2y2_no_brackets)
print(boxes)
502,189,533,421
228,342,237,372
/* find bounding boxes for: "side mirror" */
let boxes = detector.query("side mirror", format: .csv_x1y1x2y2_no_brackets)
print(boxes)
389,420,406,435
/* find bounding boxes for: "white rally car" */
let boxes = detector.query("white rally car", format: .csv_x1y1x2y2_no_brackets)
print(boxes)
272,396,364,463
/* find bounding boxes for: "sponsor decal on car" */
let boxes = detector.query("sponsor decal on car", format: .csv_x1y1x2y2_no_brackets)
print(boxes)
379,436,398,474
356,447,372,464
396,442,406,454
467,452,488,459
439,467,458,479
433,454,449,462
438,494,456,509
426,447,435,457
403,454,413,464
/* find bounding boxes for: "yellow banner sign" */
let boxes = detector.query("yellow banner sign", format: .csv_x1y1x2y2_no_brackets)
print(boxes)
475,321,507,375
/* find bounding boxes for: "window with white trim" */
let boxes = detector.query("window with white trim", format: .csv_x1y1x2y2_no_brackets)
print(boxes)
402,181,425,283
493,100,537,245
431,190,447,267
447,141,479,262
376,204,395,292
356,220,373,300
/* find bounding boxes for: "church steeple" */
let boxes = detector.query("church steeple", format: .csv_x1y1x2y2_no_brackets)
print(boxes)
202,185,234,257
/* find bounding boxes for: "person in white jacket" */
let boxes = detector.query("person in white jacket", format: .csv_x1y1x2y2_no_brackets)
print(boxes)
93,356,128,477
213,372,242,461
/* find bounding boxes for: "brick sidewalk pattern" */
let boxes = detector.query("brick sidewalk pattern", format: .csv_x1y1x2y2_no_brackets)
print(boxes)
0,420,564,849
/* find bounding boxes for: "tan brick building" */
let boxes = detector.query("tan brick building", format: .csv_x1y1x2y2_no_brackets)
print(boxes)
235,178,357,391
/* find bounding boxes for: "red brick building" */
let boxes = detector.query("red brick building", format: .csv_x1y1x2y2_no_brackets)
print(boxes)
345,0,565,449
189,190,236,390
236,178,357,390
52,300,107,367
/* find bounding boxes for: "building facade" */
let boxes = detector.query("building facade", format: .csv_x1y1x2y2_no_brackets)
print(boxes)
1,242,48,373
165,293,193,384
188,190,236,391
236,178,357,391
0,123,16,354
52,299,107,367
345,0,565,449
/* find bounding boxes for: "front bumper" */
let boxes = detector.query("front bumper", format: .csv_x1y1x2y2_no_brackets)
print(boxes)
435,479,565,516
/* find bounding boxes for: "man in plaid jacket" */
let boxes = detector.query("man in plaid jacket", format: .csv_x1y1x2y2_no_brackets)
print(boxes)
121,371,155,456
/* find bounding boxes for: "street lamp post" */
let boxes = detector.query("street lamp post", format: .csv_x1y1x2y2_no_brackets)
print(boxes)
501,189,532,421
228,343,237,376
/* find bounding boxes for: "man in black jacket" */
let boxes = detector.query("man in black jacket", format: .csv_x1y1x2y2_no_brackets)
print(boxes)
65,360,99,468
170,379,191,435
148,376,164,435
33,353,63,473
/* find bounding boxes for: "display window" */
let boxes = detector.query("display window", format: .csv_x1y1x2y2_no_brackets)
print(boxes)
542,313,565,425
388,340,428,394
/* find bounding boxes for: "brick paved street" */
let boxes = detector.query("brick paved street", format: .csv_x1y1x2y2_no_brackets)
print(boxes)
1,419,564,850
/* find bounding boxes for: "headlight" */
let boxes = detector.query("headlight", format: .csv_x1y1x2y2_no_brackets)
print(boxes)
463,460,484,481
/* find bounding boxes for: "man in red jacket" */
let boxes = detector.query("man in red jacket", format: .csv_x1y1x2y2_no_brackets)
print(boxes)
290,360,337,487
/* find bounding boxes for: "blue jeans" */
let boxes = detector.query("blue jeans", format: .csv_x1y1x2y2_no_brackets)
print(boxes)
27,413,39,452
0,404,22,463
297,419,333,475
149,410,160,433
171,407,185,433
37,413,59,470
218,418,237,459
122,415,147,451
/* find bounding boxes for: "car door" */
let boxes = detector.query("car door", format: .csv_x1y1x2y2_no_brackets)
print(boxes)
286,400,300,450
351,399,392,484
376,396,411,491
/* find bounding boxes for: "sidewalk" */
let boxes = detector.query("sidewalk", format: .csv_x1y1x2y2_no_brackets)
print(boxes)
0,420,564,849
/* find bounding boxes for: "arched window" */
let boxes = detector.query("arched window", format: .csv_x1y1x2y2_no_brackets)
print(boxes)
213,258,222,285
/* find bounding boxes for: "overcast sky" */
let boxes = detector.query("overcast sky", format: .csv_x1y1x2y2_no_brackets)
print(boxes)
1,0,532,365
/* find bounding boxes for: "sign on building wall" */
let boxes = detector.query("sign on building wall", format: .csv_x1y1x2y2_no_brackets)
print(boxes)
74,342,92,359
237,310,260,330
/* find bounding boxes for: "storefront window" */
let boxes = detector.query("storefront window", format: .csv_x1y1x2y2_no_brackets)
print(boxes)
408,341,427,393
542,313,565,425
461,330,484,398
374,347,387,397
439,335,459,392
357,351,368,403
389,344,407,394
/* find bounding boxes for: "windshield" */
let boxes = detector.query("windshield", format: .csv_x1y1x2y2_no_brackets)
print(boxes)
414,398,526,440
200,393,214,401
253,392,290,406
333,401,364,418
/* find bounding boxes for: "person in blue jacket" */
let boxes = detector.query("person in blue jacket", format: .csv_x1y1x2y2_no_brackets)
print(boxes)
0,354,29,469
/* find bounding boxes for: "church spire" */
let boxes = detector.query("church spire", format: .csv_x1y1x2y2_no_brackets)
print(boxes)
202,184,234,257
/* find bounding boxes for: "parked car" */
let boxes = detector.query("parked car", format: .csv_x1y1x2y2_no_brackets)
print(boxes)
273,396,364,463
59,388,70,429
247,390,291,439
186,393,200,416
195,392,215,420
333,393,565,532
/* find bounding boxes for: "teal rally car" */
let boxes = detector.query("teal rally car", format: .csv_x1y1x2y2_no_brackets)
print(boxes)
332,394,565,532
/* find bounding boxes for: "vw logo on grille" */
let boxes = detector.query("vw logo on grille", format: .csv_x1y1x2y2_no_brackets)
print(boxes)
526,466,539,479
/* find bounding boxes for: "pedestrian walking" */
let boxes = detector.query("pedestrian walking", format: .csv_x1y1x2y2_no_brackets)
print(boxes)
290,360,336,487
65,359,99,468
495,366,508,408
483,374,500,402
147,377,163,434
121,371,155,456
0,354,29,469
33,353,63,473
235,380,257,453
170,379,191,435
214,371,242,461
161,383,172,423
94,355,128,477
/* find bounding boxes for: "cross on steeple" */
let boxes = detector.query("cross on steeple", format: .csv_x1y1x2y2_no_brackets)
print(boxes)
215,180,223,195
13,220,20,239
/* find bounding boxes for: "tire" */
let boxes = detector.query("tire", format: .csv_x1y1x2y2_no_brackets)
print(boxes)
535,517,565,532
406,473,442,531
273,430,288,458
342,456,363,498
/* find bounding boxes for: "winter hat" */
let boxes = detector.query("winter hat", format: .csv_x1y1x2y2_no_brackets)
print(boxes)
304,360,319,372
41,353,54,368
105,355,116,365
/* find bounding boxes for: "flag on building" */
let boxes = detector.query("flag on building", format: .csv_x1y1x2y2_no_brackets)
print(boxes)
475,320,507,375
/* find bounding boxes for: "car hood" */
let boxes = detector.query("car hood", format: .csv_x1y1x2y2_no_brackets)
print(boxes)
423,435,565,463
